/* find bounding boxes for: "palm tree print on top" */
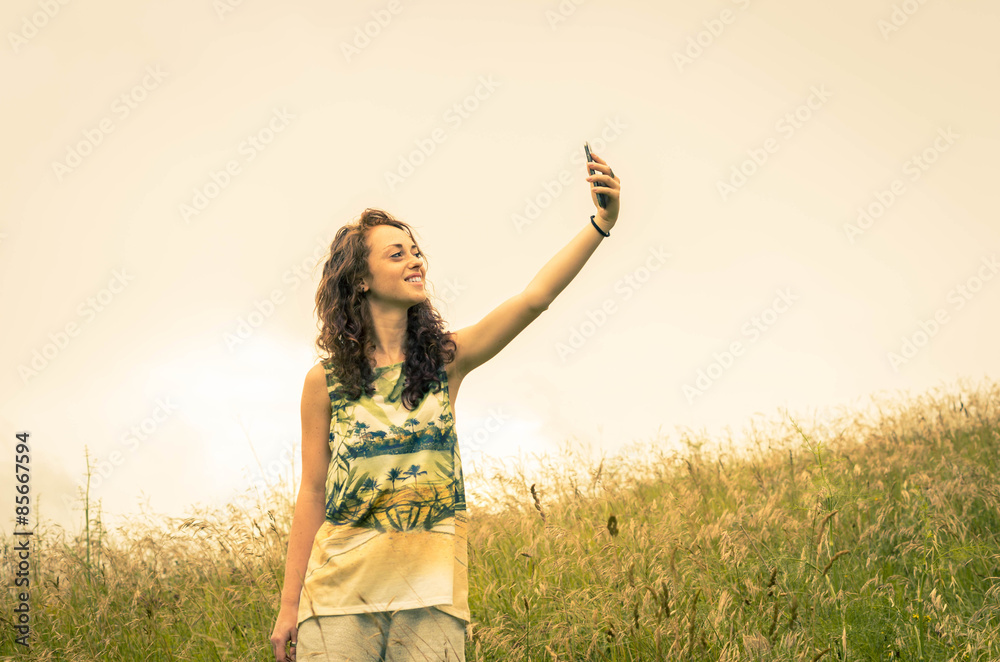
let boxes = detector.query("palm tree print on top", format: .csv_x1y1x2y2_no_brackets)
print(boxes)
296,358,471,629
322,361,466,534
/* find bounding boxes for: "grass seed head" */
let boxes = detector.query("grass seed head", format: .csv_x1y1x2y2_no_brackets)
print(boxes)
530,483,546,522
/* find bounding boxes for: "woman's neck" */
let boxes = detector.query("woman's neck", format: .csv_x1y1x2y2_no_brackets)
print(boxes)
371,351,404,367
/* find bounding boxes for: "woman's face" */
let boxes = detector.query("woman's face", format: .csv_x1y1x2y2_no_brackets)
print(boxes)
361,224,426,307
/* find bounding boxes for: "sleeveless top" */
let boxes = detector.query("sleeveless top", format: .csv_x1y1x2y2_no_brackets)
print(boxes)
296,359,470,630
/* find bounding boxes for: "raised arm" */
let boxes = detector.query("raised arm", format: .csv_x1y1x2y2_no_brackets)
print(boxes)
449,150,621,378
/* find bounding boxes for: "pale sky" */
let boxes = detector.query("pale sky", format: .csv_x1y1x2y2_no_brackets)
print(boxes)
2,0,998,538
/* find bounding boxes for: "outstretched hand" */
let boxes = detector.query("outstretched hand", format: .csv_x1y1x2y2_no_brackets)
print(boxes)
585,151,620,227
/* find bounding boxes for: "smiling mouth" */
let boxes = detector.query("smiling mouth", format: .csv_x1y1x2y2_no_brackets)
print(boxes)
404,277,423,286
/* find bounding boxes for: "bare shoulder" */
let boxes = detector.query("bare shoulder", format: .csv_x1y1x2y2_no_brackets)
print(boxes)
306,360,328,387
302,362,332,415
300,361,332,493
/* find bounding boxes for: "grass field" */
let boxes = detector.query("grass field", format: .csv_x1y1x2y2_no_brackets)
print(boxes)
2,377,998,661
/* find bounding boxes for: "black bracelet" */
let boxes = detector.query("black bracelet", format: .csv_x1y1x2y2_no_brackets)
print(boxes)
590,215,610,237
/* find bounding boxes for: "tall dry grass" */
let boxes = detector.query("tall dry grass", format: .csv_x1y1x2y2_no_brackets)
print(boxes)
1,376,997,661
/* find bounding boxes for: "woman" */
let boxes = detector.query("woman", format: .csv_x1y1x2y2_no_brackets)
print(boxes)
270,151,620,661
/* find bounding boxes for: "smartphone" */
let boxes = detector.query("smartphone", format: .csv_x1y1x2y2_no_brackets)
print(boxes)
584,142,607,209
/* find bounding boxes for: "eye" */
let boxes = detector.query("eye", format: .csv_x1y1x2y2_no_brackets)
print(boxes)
392,251,422,258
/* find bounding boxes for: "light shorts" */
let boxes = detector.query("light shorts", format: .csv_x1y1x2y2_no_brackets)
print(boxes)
296,607,466,662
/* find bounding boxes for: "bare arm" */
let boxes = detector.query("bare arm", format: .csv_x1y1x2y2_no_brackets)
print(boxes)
446,152,621,377
524,150,620,309
524,220,610,310
278,363,333,608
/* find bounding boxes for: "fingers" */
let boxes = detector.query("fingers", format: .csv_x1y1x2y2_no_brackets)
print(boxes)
586,160,617,183
586,160,611,174
585,151,619,214
270,634,293,662
590,186,620,199
586,173,618,187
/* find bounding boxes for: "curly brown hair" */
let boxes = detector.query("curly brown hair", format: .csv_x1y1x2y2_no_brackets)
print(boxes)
313,208,457,411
